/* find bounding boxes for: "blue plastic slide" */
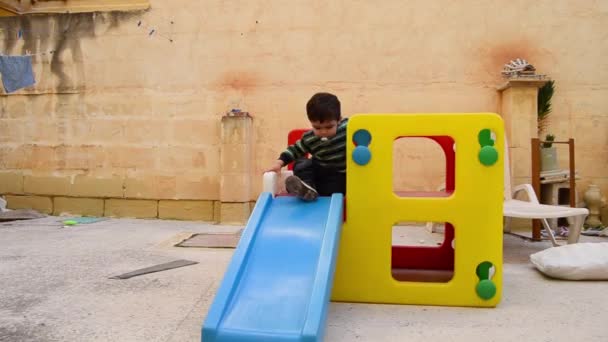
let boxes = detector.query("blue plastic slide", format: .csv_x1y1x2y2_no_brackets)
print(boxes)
202,192,344,342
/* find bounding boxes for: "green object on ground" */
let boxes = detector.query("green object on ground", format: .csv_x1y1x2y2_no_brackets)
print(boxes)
63,217,107,226
71,217,106,224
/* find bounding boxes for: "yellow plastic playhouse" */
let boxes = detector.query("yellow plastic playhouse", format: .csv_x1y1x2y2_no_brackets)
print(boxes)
202,112,505,342
332,112,504,308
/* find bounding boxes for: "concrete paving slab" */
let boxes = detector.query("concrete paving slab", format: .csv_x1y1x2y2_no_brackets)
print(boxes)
1,217,607,342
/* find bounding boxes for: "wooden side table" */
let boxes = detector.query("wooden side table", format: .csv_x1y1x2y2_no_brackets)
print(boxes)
531,138,577,240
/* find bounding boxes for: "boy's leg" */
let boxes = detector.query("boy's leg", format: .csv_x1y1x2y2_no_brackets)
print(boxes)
286,158,318,201
314,164,346,197
317,171,346,196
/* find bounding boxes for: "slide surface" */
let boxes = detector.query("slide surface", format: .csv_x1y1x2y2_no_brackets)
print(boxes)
202,192,344,342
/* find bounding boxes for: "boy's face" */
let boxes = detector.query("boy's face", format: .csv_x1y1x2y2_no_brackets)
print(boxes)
311,120,338,138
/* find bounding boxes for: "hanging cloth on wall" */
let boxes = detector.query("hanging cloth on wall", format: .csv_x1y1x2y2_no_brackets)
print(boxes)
0,55,36,93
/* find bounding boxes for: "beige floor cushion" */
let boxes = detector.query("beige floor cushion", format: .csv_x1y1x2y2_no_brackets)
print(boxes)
530,243,608,280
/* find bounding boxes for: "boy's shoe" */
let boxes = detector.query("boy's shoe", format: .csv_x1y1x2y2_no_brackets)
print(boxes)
285,175,318,201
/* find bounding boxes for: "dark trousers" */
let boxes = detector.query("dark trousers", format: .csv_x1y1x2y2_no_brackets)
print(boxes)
293,158,346,196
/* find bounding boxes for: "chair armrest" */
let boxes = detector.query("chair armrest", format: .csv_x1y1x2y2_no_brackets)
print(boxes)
512,184,540,204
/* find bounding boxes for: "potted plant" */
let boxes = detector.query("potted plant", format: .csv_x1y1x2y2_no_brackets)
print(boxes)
538,80,558,172
537,80,554,136
540,134,559,171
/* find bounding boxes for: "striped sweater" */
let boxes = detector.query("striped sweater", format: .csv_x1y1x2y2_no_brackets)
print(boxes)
279,118,348,172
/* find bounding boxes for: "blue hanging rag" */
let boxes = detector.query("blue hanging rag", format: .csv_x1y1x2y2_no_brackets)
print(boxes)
0,55,36,93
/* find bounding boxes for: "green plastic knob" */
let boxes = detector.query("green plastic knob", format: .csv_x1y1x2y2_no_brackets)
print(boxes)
478,129,494,147
63,220,77,226
476,279,497,300
479,146,498,166
476,261,493,280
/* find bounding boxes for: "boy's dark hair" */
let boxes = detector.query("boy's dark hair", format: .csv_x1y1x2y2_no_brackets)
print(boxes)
306,92,341,122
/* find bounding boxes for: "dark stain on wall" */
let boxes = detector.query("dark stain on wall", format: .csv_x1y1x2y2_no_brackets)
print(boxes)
0,11,144,93
472,37,555,82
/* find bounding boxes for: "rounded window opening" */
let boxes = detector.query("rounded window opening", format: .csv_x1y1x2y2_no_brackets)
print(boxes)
392,221,455,283
392,136,455,197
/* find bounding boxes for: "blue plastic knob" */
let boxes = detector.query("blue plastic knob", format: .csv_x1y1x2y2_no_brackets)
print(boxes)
353,129,372,147
352,146,371,165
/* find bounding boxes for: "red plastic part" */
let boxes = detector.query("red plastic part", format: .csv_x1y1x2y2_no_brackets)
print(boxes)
391,136,455,271
392,223,455,270
286,129,311,170
285,129,456,271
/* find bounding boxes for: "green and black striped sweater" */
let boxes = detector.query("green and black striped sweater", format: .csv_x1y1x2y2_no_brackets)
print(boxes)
279,118,348,172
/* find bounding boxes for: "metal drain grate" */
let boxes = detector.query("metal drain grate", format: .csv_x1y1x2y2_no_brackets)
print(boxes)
176,230,243,248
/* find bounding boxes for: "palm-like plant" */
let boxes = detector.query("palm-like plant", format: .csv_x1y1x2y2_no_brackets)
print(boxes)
537,80,555,136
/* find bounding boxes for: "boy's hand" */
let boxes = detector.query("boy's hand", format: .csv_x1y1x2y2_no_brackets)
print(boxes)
264,160,284,174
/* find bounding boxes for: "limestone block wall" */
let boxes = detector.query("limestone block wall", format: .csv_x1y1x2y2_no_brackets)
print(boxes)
0,1,606,224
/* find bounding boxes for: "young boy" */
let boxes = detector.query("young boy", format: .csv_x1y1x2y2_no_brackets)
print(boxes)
265,92,347,201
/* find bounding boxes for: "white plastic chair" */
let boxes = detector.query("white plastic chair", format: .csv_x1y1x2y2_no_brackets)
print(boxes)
503,139,589,246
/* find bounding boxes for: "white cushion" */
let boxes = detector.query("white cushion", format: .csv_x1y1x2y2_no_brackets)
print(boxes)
530,243,608,280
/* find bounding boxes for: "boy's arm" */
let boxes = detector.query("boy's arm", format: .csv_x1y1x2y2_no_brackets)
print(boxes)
278,139,310,166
